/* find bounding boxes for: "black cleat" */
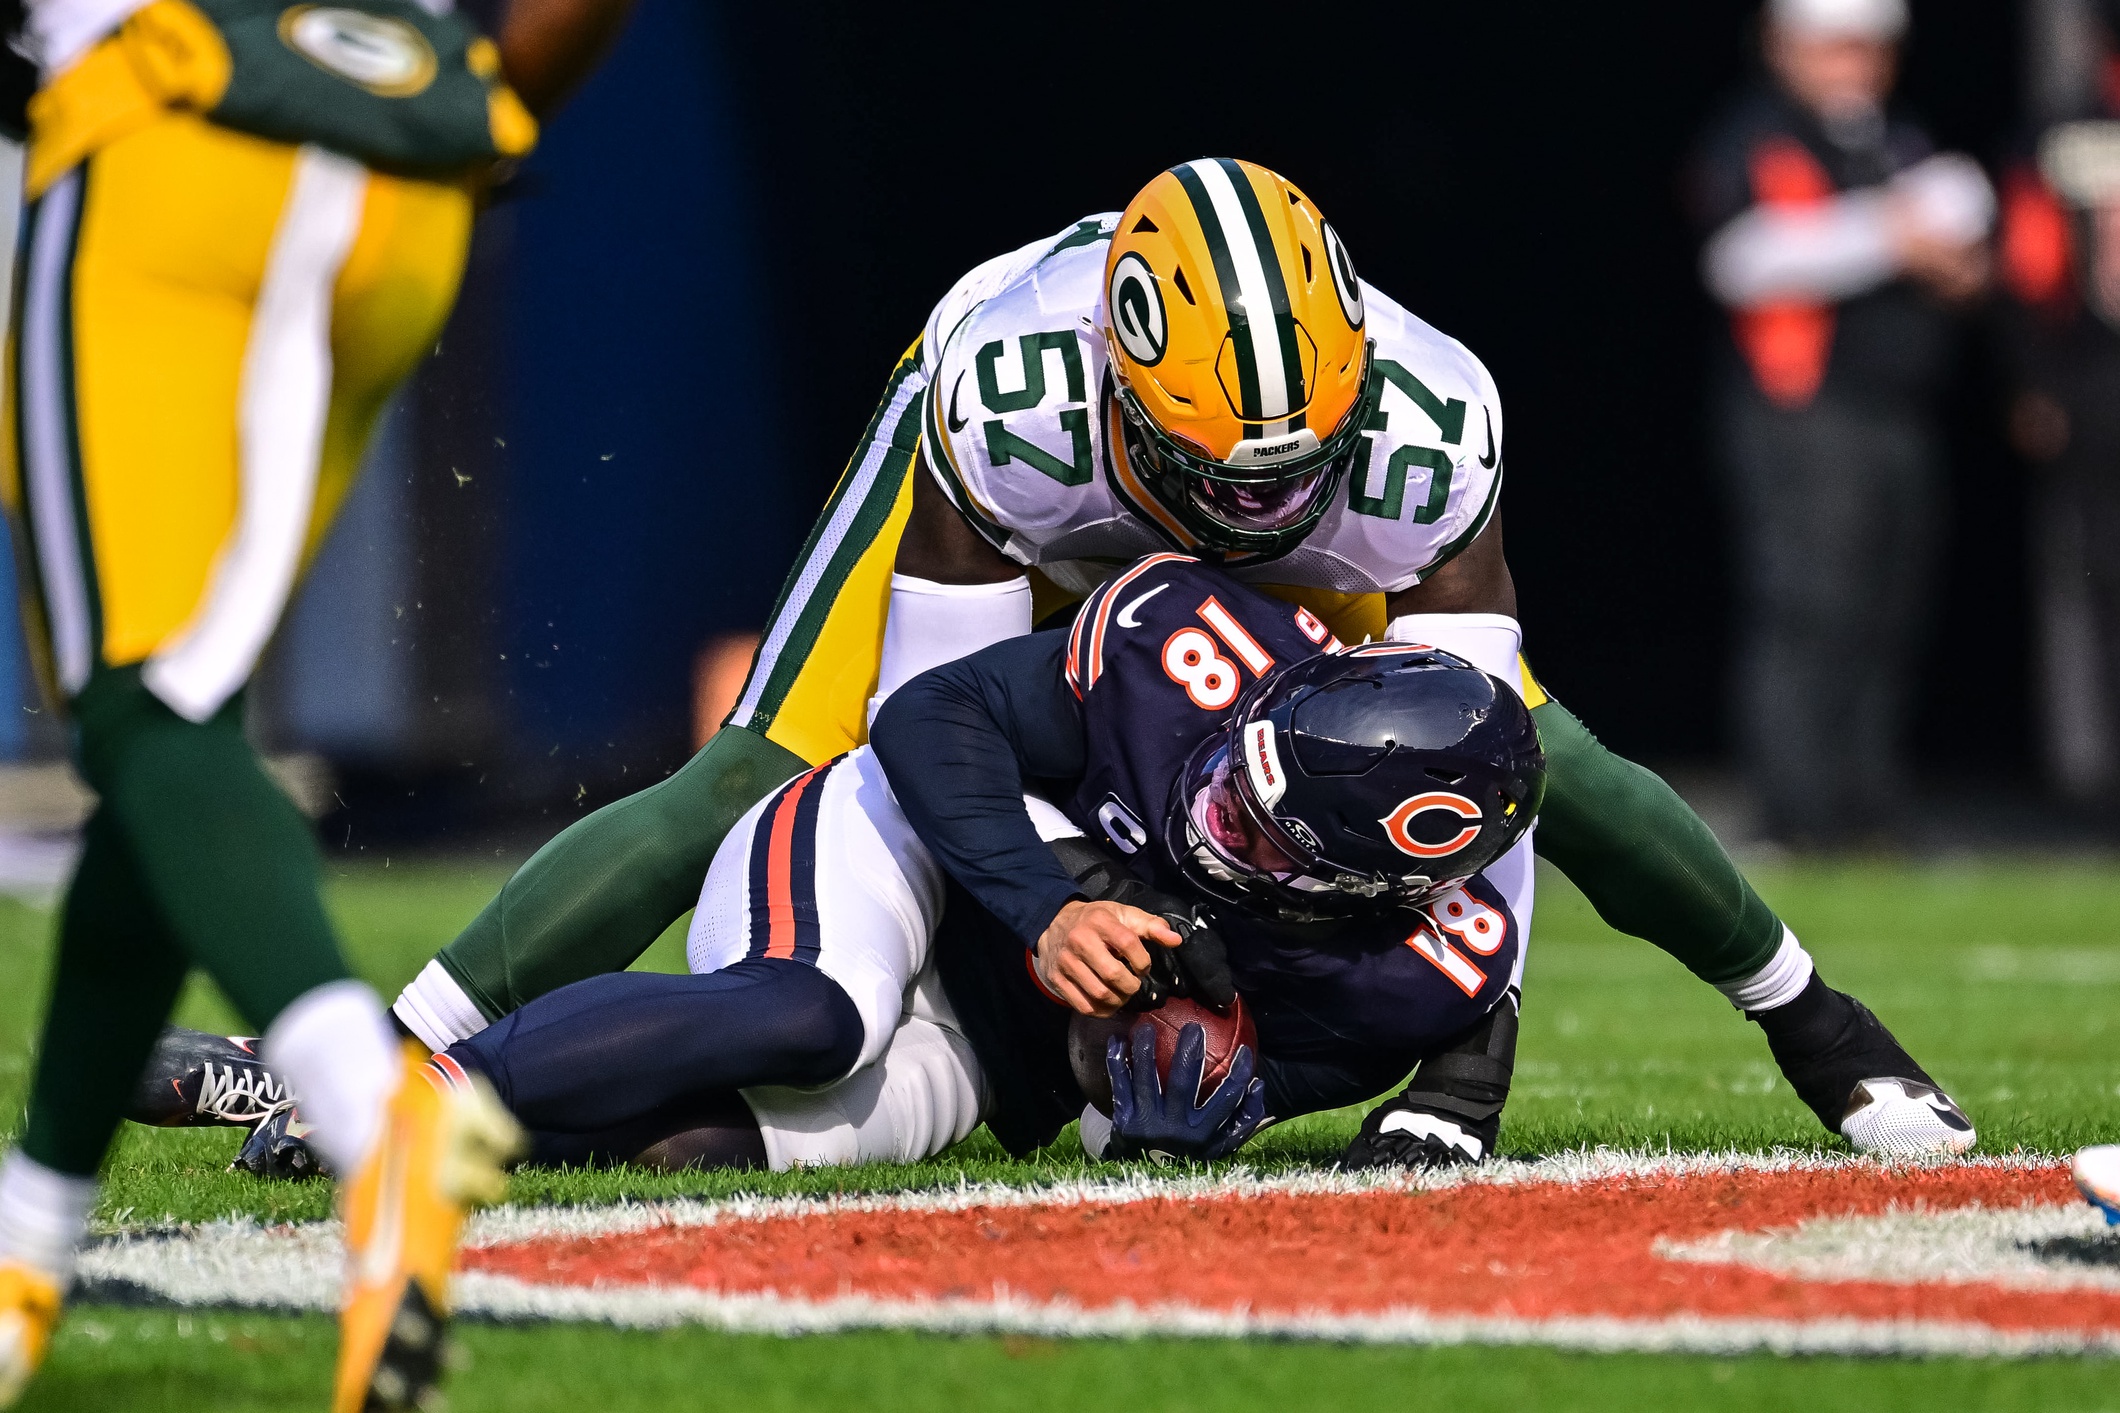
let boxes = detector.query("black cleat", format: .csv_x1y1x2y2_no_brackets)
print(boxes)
128,1026,296,1129
1752,974,1976,1156
362,1277,451,1412
231,1104,331,1180
1338,1096,1495,1172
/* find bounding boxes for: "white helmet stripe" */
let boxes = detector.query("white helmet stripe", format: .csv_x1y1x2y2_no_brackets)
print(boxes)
1187,159,1293,421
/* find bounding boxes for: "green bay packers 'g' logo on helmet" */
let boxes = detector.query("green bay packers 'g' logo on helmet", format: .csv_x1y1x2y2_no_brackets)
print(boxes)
1101,158,1379,560
1322,223,1364,331
277,5,439,97
1108,252,1167,366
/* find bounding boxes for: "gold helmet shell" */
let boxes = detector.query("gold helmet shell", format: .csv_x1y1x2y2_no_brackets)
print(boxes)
1102,158,1376,556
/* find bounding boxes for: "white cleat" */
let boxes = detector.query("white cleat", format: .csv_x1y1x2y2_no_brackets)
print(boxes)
2073,1145,2120,1226
1840,1077,1976,1157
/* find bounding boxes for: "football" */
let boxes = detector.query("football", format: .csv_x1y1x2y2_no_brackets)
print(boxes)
1069,993,1258,1117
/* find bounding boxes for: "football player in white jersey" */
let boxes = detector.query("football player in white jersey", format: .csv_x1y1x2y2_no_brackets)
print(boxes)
383,158,1971,1161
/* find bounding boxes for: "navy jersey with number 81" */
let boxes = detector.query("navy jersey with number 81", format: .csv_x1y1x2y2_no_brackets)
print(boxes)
1060,556,1519,1064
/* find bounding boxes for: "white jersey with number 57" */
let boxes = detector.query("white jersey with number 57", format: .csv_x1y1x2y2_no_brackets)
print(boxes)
918,215,1504,597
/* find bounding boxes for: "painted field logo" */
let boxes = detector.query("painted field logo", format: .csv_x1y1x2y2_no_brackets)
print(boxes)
278,6,438,97
76,1155,2120,1357
1380,792,1482,859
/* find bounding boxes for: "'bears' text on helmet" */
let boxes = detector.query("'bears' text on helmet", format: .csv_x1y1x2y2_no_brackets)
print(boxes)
1102,159,1378,560
1165,645,1545,920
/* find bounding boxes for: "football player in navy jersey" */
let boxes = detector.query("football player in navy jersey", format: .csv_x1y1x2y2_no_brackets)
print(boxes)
143,558,1549,1172
869,555,1549,1165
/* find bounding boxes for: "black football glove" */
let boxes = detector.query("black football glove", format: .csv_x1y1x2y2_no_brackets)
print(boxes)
1050,836,1234,1012
1104,1020,1264,1164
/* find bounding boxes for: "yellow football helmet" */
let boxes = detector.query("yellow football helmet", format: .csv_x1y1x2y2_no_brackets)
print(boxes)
1102,158,1376,556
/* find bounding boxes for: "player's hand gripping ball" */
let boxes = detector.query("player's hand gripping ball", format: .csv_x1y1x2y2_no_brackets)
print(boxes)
1069,993,1256,1115
1072,1000,1265,1163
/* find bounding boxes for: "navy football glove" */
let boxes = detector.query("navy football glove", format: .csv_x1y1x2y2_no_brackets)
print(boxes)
1104,1020,1264,1163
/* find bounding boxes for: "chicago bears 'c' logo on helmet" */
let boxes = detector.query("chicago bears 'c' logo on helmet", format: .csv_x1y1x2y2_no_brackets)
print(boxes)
1379,792,1483,859
1168,644,1545,920
1108,252,1167,367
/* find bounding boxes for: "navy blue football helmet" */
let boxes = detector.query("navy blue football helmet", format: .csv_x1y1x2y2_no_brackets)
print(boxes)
1165,645,1545,920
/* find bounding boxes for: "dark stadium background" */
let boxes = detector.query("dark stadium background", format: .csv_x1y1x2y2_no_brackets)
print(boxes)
6,0,2016,839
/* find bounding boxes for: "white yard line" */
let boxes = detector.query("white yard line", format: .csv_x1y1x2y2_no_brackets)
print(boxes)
459,1147,2068,1246
447,1276,2120,1357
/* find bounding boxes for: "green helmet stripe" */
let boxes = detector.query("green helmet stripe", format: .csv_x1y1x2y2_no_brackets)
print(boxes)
1171,161,1263,423
1215,156,1307,418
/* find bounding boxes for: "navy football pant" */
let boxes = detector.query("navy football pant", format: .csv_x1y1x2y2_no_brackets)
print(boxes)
446,958,863,1140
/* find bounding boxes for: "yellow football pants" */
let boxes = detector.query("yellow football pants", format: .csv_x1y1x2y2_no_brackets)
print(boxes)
3,108,470,719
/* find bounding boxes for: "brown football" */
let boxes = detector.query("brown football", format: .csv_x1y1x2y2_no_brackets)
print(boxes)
1068,993,1258,1117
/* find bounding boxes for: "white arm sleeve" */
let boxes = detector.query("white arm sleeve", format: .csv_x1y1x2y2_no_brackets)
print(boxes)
1703,190,1898,306
1386,611,1535,969
870,573,1033,717
1385,611,1523,686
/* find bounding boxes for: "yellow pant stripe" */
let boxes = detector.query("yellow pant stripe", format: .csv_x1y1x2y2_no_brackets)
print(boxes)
730,341,926,762
1518,655,1550,710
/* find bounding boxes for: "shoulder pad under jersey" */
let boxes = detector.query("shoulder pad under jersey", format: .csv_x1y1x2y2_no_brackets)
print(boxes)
1227,284,1504,596
919,214,1119,383
1063,555,1333,705
921,217,1140,564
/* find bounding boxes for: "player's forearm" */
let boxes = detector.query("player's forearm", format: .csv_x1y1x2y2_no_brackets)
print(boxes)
1385,515,1515,619
870,634,1087,946
496,0,636,117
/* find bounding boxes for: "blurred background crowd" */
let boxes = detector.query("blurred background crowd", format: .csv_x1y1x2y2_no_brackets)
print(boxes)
0,0,2110,872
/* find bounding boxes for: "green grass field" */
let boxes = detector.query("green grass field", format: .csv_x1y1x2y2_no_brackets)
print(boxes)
1,855,2115,1410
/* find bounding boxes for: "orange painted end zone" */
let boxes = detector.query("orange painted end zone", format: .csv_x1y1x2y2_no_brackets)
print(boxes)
465,1167,2116,1334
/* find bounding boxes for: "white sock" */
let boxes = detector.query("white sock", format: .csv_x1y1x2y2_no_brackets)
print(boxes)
262,981,403,1174
392,959,490,1052
1715,926,1816,1013
0,1151,96,1286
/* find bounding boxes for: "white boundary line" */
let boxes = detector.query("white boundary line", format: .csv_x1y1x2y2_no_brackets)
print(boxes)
448,1276,2120,1358
460,1146,2070,1246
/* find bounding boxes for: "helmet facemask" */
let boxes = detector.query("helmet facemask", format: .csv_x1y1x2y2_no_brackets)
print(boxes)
1111,343,1378,559
1169,729,1454,923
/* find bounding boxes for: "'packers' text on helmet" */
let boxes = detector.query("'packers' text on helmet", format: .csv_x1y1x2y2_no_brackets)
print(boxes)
1101,158,1377,559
